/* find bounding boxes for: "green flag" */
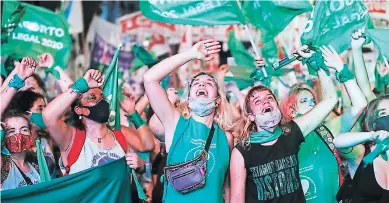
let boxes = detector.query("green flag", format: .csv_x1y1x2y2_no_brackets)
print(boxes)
1,158,133,203
366,29,389,60
227,31,292,88
228,31,256,69
301,0,373,53
243,0,312,41
140,0,245,25
132,44,158,66
1,1,72,69
103,45,122,130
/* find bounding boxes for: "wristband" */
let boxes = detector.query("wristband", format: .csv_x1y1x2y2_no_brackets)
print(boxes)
127,111,146,129
44,66,61,79
71,78,89,95
302,51,330,76
336,64,355,83
8,74,25,90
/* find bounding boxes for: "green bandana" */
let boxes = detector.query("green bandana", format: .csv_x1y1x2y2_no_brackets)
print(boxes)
44,66,61,79
302,51,330,76
132,44,158,66
363,137,389,167
336,64,355,83
249,127,283,144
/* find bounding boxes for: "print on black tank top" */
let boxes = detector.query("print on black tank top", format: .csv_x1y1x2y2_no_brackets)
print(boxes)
237,121,306,203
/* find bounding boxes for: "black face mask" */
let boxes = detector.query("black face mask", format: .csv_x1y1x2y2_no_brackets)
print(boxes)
82,99,110,123
374,115,389,131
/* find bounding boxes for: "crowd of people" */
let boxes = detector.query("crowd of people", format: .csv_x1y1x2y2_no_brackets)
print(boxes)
1,27,388,203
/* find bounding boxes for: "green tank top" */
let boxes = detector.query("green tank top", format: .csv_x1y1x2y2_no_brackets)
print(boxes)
163,116,230,203
298,130,339,203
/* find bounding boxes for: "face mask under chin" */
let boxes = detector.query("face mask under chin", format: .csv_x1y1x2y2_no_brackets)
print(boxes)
188,97,217,117
254,108,282,130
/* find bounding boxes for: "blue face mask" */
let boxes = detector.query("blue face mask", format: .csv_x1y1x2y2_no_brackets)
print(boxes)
188,97,217,117
374,115,389,131
29,112,47,130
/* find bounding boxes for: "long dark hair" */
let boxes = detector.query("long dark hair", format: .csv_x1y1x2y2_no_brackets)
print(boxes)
67,98,85,130
362,94,389,132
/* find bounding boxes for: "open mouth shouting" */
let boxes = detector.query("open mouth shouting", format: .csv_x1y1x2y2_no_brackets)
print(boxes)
262,106,274,114
196,89,208,97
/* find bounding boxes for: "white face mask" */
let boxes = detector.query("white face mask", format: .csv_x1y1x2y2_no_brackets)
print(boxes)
188,97,217,117
254,108,282,129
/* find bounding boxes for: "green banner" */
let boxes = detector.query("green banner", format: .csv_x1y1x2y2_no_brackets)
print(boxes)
140,0,246,25
243,0,312,41
367,29,389,60
228,31,256,69
1,158,132,203
301,0,373,53
1,1,72,69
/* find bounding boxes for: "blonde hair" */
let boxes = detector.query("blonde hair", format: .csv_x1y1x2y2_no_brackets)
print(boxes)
181,72,233,131
233,85,291,148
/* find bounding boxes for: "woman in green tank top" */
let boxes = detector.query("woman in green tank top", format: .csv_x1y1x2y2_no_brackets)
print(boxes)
143,39,234,203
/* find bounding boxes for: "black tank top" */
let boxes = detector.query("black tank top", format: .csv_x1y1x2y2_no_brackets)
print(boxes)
237,121,306,203
337,161,389,203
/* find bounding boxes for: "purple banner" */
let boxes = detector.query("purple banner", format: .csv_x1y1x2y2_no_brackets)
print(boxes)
91,34,134,70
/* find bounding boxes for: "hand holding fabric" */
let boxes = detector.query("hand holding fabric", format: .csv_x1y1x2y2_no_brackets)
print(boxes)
295,45,314,60
254,57,266,67
373,130,389,142
126,151,145,172
83,69,104,88
351,28,367,49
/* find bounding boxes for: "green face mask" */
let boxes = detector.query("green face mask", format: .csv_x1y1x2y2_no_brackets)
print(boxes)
29,112,47,130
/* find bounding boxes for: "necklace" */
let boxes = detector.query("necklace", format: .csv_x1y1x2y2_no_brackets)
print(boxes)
88,128,108,144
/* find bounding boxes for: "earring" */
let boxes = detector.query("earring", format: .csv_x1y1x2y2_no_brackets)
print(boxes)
79,115,82,120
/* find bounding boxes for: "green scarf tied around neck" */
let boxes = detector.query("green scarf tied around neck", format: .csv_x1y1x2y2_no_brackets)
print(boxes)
302,51,330,76
249,127,283,144
363,137,389,167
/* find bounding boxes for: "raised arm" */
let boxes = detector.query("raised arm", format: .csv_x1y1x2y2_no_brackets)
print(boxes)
42,69,103,150
143,39,220,148
293,47,338,136
333,130,389,149
135,94,150,115
38,53,73,93
351,28,376,102
1,61,20,91
322,45,368,135
1,58,37,115
120,87,155,152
